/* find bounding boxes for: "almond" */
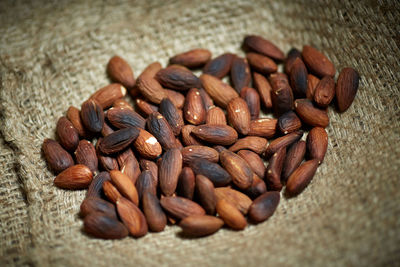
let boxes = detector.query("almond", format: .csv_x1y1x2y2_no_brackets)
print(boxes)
191,124,238,145
214,187,252,215
90,83,127,109
269,73,294,116
67,106,90,138
75,140,98,173
265,130,303,158
243,35,285,61
160,196,206,220
206,106,227,125
284,48,302,74
80,99,104,133
110,170,139,205
56,116,79,152
98,127,140,155
277,111,302,134
336,67,360,112
87,171,111,199
198,88,214,111
135,170,158,200
281,140,306,182
102,180,122,203
294,99,329,127
314,76,335,107
189,158,231,187
116,197,148,237
101,122,115,137
135,98,159,117
240,86,260,120
244,174,267,199
142,192,167,232
80,197,117,219
246,52,277,74
169,49,212,68
107,106,146,129
117,148,141,184
146,112,177,150
226,97,251,135
306,127,328,164
133,128,162,159
302,45,336,77
184,88,206,125
177,167,196,200
54,164,93,190
113,98,134,110
165,89,185,109
107,56,135,89
159,97,184,135
289,57,308,97
179,215,224,237
84,211,128,239
138,61,162,79
216,199,247,230
286,159,319,196
306,74,320,100
237,150,266,178
159,148,182,196
200,74,239,108
230,56,251,93
195,175,217,215
248,118,277,138
136,75,167,104
156,65,200,91
228,136,268,154
42,139,74,173
203,53,234,78
139,159,158,181
253,72,273,109
181,145,219,164
248,191,280,223
265,147,286,191
219,149,253,190
181,125,204,146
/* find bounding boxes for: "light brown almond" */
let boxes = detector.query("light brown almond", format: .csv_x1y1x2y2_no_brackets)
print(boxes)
181,125,204,146
179,215,224,237
110,170,139,206
116,197,148,237
314,76,335,107
107,56,135,89
229,136,268,154
286,159,319,196
184,88,206,125
226,97,251,135
159,148,182,196
246,52,277,74
216,199,247,230
136,76,167,104
54,164,93,190
117,148,141,184
265,130,303,158
306,127,328,164
302,45,336,77
90,83,127,109
219,149,253,190
294,99,329,127
133,128,162,159
253,72,273,109
169,49,212,68
200,74,239,108
206,106,227,125
306,74,320,100
102,180,122,203
248,118,277,138
135,98,159,117
214,187,252,215
67,106,90,138
237,150,266,178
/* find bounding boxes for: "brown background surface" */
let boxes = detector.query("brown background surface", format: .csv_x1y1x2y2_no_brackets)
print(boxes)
1,0,399,266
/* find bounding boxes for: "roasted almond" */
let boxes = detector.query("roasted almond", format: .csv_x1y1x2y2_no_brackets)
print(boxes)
75,140,98,173
181,145,219,164
265,130,303,158
214,187,252,215
243,35,285,61
110,170,139,205
336,67,360,112
206,106,227,125
281,140,306,182
107,107,146,129
107,56,135,89
179,215,224,237
248,118,277,138
160,196,206,220
135,170,158,200
198,88,214,110
160,97,184,135
116,197,148,237
200,74,239,108
203,53,234,78
240,86,260,120
138,61,162,79
139,159,158,181
220,149,253,190
42,138,74,173
135,98,159,117
269,73,294,116
98,127,140,155
156,65,200,91
246,52,277,74
190,158,231,187
113,99,134,110
228,136,268,154
286,159,319,196
216,199,247,230
146,112,177,150
243,174,267,199
133,128,162,159
177,167,196,200
169,49,211,68
302,45,336,77
253,72,273,109
165,89,185,109
314,76,335,107
265,147,286,191
284,48,302,74
142,192,167,232
289,57,308,97
181,125,204,146
84,211,128,239
101,121,115,137
136,75,167,104
80,197,117,219
237,150,266,178
230,56,251,93
80,99,104,133
184,88,206,125
117,148,141,184
90,83,127,109
159,148,182,196
191,124,238,145
277,111,302,134
248,191,280,224
306,74,320,100
294,99,329,127
67,106,90,138
54,164,93,190
56,116,79,152
306,127,328,164
226,97,251,135
102,180,122,203
87,171,111,199
195,175,217,215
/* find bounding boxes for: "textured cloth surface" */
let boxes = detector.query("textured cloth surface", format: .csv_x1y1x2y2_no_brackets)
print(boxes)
1,0,399,266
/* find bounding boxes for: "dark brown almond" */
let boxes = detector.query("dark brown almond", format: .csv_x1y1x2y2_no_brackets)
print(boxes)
179,215,224,237
265,130,303,158
314,76,335,107
294,99,329,127
142,192,167,232
216,199,247,230
133,128,162,159
56,116,79,152
248,118,277,138
87,171,111,199
231,56,251,93
214,187,252,215
110,170,139,206
99,127,139,154
42,139,74,173
80,99,104,133
282,140,306,182
191,124,238,146
67,106,90,138
101,122,115,137
90,83,127,109
286,159,319,196
107,56,135,89
160,97,184,136
243,35,285,61
165,89,185,109
277,111,302,134
181,125,204,146
307,127,328,164
306,74,320,100
220,149,253,190
169,49,211,69
244,174,267,199
159,148,182,196
139,159,158,181
302,45,336,77
195,175,217,215
198,88,214,110
184,88,206,125
289,57,308,97
113,99,134,111
177,167,196,200
336,67,360,112
160,196,206,220
269,73,294,116
102,180,122,203
246,52,278,74
200,74,239,108
135,98,159,117
284,48,302,74
265,147,286,191
156,65,200,91
54,164,93,190
181,145,219,164
226,97,251,135
116,197,148,237
206,106,227,125
84,212,128,239
240,87,260,120
107,107,145,129
147,112,177,150
253,72,273,109
189,158,231,187
80,197,117,218
136,76,168,104
117,148,141,184
75,140,98,173
203,53,234,78
237,150,266,178
135,170,157,200
248,191,280,223
229,136,268,154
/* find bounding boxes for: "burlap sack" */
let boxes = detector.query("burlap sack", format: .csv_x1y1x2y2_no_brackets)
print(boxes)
1,0,399,266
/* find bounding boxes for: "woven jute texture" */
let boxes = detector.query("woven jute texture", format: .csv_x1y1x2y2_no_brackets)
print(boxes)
1,0,399,266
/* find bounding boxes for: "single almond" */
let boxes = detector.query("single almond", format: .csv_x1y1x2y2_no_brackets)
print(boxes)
302,45,336,77
228,136,268,154
117,148,141,184
219,149,254,190
277,110,302,134
181,125,204,146
110,170,139,206
265,147,286,191
156,65,200,91
139,159,158,182
203,53,235,78
42,138,74,174
56,116,79,152
142,192,167,232
87,171,111,199
102,180,122,203
226,97,251,135
80,197,117,219
198,88,214,110
169,49,211,69
214,187,252,215
184,88,206,125
165,89,185,109
294,98,329,127
138,61,162,79
80,99,104,133
269,73,294,116
135,98,159,117
90,83,127,109
160,196,206,220
107,106,146,129
284,48,302,74
54,164,93,190
243,35,285,61
189,158,231,187
181,145,219,164
133,128,162,159
135,170,158,200
179,215,224,237
286,159,319,196
116,197,148,237
206,106,227,125
107,56,135,89
265,130,303,158
281,140,306,182
84,211,128,239
136,75,168,104
306,74,320,100
248,118,277,138
113,98,134,110
195,175,217,215
216,199,247,230
314,76,335,107
159,148,182,196
146,112,177,150
240,87,260,120
67,106,90,138
200,74,239,108
237,150,266,178
336,67,360,112
243,174,267,199
75,140,98,173
159,97,184,135
98,127,140,155
191,124,238,145
230,56,251,93
289,57,308,97
253,72,273,109
246,52,277,74
177,167,196,200
248,191,280,223
306,127,328,164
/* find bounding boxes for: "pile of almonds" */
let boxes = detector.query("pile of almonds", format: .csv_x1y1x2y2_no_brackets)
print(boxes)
42,35,359,239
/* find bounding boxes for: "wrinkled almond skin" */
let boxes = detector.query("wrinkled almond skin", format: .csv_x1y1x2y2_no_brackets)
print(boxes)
117,148,141,184
306,74,320,100
159,149,183,196
253,72,273,109
240,87,260,120
169,49,211,69
248,191,280,223
214,187,252,215
192,124,238,146
294,99,329,127
177,167,196,200
102,180,122,203
200,74,239,108
226,97,251,135
99,127,140,155
165,89,185,109
206,106,227,125
243,35,285,61
56,116,79,152
160,97,184,136
160,196,206,220
286,159,319,197
42,139,74,173
142,192,167,232
54,164,93,190
90,83,127,109
265,130,303,158
135,170,158,200
190,158,231,187
246,52,277,74
203,53,234,78
244,174,267,199
110,170,139,206
156,65,200,91
87,171,111,199
184,88,206,125
282,140,306,182
113,99,134,111
307,127,328,164
229,136,268,154
80,197,117,219
133,128,162,159
237,150,266,178
220,149,253,190
302,45,336,77
139,159,158,181
107,56,135,89
265,147,286,191
181,125,204,146
136,76,168,104
230,56,251,93
248,118,277,138
107,107,146,129
179,215,224,237
147,112,177,150
67,106,90,138
181,145,219,164
75,140,98,173
84,212,128,239
284,48,302,74
195,175,217,215
289,57,308,97
269,73,294,116
277,111,302,134
336,67,360,112
116,197,148,237
216,199,247,230
80,99,104,133
314,76,335,107
135,98,159,117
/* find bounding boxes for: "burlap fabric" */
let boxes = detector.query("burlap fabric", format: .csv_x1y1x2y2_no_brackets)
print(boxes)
1,0,399,266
